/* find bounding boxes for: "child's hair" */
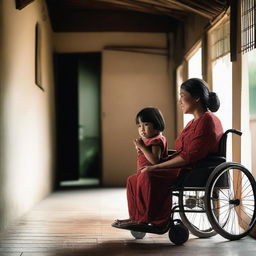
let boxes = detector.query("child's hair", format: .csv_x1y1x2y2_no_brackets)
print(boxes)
135,107,165,132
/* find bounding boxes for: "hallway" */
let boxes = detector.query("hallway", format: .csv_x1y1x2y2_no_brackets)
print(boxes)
0,188,255,256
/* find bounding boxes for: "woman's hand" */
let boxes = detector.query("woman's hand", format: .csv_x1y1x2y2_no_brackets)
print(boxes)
140,165,155,172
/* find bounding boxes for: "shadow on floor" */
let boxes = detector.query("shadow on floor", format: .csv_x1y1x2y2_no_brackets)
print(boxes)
54,241,183,256
48,237,256,256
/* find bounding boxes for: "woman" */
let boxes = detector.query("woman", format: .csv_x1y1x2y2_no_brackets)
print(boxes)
113,78,223,228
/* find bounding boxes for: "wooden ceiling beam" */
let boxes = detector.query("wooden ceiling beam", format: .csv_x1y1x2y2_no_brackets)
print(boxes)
162,0,219,19
45,0,228,32
49,9,180,32
50,0,187,20
178,0,227,16
92,0,187,19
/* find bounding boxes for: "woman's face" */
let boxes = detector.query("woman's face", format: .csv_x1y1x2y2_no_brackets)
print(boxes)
179,88,199,114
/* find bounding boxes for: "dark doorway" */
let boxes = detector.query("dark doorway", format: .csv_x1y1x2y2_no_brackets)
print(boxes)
54,53,101,188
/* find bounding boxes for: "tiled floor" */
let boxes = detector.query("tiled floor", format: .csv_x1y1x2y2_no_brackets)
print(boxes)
0,188,255,256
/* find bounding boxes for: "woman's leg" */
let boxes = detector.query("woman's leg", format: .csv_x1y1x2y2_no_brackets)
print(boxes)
136,169,182,226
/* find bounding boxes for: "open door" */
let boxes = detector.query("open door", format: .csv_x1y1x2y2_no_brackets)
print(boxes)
55,54,79,183
54,53,102,187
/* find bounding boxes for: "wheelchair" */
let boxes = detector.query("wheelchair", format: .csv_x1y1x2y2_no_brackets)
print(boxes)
123,129,256,245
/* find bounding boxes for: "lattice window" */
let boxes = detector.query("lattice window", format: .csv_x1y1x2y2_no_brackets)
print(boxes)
210,19,230,61
241,0,256,53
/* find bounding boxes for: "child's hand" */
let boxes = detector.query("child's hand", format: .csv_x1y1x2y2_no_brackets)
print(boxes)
133,138,145,150
134,144,141,153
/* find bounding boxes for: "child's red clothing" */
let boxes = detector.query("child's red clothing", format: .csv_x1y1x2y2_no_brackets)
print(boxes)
136,134,168,171
127,112,223,226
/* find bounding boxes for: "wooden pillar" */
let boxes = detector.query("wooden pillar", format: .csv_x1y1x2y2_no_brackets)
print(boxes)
201,32,208,83
232,0,242,163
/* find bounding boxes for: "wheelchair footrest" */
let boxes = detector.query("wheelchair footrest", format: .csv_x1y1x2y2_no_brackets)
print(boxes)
112,222,169,234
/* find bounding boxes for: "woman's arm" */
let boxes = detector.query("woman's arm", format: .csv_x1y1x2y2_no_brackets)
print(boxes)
134,138,162,165
141,155,188,172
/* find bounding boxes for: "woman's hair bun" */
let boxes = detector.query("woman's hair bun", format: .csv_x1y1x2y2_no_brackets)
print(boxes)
180,78,221,112
207,92,220,112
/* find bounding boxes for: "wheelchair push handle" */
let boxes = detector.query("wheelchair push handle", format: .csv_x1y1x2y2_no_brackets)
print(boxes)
224,129,242,136
219,129,242,157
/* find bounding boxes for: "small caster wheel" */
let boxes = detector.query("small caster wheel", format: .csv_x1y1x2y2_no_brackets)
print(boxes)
169,223,189,245
130,230,146,239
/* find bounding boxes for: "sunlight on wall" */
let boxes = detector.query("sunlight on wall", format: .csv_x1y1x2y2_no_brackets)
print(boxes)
176,65,184,135
241,53,252,171
185,47,202,127
212,54,232,160
247,50,256,178
248,50,256,116
241,49,256,175
188,48,202,78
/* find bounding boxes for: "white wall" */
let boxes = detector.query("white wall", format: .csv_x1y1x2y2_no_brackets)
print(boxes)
0,0,55,232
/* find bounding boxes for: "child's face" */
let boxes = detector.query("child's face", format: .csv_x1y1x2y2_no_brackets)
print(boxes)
137,120,158,139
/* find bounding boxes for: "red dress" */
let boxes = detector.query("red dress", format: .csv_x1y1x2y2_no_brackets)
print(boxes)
126,112,223,225
136,134,168,172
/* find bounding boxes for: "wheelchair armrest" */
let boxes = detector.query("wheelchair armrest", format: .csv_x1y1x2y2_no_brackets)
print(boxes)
168,149,177,156
172,155,226,189
193,155,226,168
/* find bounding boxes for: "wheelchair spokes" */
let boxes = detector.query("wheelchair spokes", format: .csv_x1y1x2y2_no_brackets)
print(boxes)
178,190,216,238
206,164,256,240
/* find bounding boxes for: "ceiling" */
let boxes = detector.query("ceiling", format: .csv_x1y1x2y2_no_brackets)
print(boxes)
44,0,229,32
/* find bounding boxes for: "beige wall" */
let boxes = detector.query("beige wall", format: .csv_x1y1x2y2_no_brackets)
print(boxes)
54,32,168,53
0,0,55,232
102,50,175,186
54,32,175,186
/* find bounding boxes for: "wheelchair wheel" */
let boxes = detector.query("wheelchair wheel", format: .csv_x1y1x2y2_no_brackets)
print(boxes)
205,162,256,240
130,230,146,239
179,189,217,238
168,221,189,245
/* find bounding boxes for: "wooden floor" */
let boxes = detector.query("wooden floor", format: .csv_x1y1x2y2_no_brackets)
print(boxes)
0,188,255,256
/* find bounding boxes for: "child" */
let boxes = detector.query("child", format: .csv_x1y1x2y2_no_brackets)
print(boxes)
112,107,168,226
134,107,168,173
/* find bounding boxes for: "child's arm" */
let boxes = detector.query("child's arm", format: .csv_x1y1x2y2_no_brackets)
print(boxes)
134,138,162,165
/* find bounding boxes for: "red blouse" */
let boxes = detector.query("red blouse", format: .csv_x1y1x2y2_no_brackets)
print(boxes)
175,112,223,164
137,134,168,171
